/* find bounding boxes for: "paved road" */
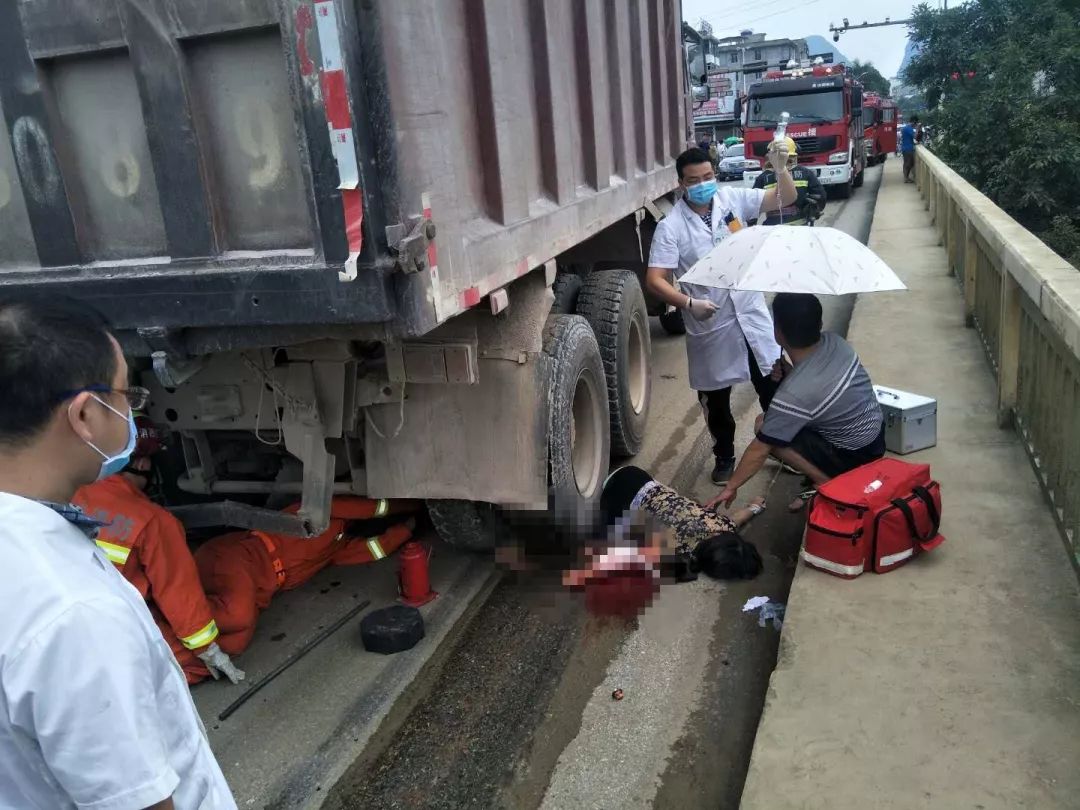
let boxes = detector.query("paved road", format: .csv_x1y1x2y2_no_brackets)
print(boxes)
324,169,885,810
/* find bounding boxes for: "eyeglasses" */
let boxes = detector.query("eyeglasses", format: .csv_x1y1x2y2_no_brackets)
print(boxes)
58,385,150,411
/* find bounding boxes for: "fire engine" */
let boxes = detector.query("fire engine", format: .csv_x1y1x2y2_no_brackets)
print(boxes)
863,93,899,166
741,61,867,199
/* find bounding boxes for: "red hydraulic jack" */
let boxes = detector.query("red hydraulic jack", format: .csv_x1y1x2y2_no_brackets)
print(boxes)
398,541,437,607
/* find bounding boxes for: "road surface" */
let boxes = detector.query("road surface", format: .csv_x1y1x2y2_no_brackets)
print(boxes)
322,167,885,810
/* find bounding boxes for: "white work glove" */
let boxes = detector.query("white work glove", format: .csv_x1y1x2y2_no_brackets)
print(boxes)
686,296,718,321
197,642,246,685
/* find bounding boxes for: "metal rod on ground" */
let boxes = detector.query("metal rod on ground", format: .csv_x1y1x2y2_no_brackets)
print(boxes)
218,599,372,721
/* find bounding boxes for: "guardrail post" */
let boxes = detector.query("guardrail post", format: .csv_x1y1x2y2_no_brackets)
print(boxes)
944,196,953,266
997,272,1022,428
963,219,977,327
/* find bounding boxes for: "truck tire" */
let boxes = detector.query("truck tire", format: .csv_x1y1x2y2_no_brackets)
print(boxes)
428,315,609,551
544,314,610,515
551,273,583,315
853,168,865,188
426,499,505,552
834,179,852,199
576,270,652,457
659,308,686,335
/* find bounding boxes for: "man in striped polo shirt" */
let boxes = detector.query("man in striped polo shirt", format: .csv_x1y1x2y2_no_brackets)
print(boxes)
708,293,885,510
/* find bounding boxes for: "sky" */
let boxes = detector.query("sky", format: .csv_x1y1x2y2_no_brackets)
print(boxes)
681,0,937,78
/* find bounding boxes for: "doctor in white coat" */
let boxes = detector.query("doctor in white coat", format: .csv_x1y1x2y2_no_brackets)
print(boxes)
647,143,797,485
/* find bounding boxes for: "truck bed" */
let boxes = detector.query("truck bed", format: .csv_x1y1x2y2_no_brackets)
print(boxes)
0,0,685,348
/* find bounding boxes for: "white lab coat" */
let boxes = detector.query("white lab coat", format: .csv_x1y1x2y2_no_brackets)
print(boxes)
649,188,782,391
0,494,236,810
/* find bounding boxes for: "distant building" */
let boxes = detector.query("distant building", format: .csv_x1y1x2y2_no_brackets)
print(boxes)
684,24,810,142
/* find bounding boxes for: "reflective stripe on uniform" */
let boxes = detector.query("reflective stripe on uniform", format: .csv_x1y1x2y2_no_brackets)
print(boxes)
374,499,389,517
366,537,386,560
180,619,220,650
762,181,809,189
95,540,131,566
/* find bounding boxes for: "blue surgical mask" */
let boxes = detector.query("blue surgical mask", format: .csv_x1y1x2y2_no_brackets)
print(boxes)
686,179,717,206
85,396,137,480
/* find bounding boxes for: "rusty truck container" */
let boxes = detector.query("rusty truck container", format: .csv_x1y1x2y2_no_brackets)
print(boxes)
0,0,684,339
0,0,688,542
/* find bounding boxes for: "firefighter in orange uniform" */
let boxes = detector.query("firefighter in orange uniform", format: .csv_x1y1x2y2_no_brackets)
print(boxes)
73,418,245,685
195,497,420,656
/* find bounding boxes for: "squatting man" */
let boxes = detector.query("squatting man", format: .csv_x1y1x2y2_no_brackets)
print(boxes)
646,139,797,487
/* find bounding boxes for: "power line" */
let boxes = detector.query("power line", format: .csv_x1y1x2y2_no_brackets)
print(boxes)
711,0,823,32
710,0,795,24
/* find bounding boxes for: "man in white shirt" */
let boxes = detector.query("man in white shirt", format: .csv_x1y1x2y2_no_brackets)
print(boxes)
0,295,235,810
646,143,797,485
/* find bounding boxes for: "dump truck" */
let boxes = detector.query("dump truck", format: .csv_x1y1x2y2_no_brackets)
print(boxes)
0,0,689,548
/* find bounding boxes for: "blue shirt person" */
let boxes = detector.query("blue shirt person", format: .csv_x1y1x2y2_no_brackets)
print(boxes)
900,116,919,182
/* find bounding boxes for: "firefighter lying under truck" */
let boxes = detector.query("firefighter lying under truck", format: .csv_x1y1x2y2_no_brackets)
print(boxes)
192,496,419,668
75,416,419,684
73,417,246,685
751,137,827,226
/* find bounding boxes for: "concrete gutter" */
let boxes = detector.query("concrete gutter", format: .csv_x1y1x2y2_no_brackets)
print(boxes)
196,548,495,808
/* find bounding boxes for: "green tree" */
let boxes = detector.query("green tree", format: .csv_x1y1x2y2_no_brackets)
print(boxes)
849,60,892,97
895,91,927,119
904,0,1080,268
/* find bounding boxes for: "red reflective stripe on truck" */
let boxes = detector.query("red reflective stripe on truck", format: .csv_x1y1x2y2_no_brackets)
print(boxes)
342,188,364,254
321,70,351,129
461,287,482,308
312,0,362,274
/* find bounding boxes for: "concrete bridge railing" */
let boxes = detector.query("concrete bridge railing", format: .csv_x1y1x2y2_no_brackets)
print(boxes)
916,145,1080,570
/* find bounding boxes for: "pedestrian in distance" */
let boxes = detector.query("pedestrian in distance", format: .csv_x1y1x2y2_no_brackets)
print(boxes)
706,293,886,513
646,141,799,487
900,115,919,183
0,295,235,809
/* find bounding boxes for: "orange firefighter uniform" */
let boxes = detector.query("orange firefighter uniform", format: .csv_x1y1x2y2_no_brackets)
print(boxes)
73,475,222,684
194,497,417,660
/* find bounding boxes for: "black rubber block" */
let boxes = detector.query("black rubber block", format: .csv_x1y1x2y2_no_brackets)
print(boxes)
360,605,425,655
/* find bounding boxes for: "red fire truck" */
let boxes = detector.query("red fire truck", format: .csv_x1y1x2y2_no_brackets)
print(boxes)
741,62,867,199
863,93,899,165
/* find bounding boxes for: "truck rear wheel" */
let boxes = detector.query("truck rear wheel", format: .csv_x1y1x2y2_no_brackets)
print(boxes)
551,273,583,315
426,499,506,552
428,314,609,551
544,314,610,512
576,270,652,457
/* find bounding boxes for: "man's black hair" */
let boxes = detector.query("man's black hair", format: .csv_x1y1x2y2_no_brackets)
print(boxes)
0,294,115,446
910,115,920,124
676,147,712,179
772,292,823,349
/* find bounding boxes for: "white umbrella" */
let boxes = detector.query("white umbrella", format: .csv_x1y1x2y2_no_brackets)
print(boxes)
679,225,907,294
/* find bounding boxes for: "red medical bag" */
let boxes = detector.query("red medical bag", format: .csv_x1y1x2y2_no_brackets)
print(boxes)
802,458,945,578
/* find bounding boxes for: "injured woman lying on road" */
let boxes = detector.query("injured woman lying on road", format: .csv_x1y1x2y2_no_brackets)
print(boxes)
497,466,766,617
